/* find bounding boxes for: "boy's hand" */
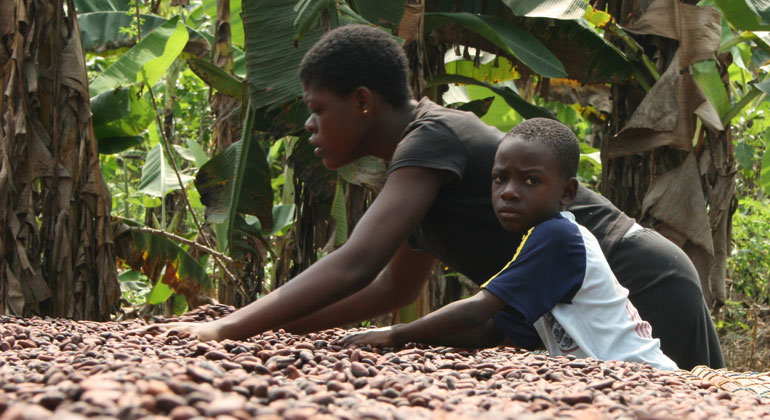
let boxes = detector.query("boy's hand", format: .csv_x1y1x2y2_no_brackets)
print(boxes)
340,325,399,347
130,320,223,342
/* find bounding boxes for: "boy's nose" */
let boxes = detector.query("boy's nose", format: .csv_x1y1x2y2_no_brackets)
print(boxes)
500,182,519,200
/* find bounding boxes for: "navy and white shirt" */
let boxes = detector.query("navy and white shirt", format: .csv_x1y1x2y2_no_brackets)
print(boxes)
482,212,677,371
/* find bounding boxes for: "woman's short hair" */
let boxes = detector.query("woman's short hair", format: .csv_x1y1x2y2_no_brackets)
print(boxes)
299,24,412,108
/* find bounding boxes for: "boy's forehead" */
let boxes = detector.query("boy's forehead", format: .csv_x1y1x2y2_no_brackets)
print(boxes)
495,136,557,168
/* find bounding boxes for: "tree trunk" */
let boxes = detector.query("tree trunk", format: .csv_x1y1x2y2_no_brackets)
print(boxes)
0,0,119,319
598,0,734,308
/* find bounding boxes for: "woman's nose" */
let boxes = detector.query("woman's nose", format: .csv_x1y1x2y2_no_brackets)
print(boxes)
304,115,317,133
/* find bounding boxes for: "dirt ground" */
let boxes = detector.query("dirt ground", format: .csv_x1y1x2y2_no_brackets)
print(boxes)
717,303,770,373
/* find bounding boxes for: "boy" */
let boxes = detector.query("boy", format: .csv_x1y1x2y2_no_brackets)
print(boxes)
342,118,678,371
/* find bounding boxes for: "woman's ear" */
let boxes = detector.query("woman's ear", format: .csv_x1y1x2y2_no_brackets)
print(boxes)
560,178,579,206
353,86,374,116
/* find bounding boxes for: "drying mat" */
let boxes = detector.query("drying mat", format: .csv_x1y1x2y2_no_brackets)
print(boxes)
675,365,770,398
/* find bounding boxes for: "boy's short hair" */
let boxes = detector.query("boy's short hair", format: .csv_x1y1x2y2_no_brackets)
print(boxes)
506,118,580,178
299,24,412,108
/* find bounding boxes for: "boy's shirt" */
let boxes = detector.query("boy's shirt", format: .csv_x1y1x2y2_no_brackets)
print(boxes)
482,212,678,371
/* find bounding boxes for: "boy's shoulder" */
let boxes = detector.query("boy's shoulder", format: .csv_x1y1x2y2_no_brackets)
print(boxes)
530,212,582,241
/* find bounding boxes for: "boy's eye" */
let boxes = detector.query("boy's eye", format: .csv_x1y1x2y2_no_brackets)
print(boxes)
525,177,540,185
492,174,505,183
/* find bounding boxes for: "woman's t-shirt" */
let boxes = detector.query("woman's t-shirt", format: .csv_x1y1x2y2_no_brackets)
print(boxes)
388,98,632,282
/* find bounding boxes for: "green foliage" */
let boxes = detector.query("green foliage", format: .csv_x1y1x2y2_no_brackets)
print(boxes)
138,144,196,199
728,197,770,305
89,17,189,96
424,12,567,79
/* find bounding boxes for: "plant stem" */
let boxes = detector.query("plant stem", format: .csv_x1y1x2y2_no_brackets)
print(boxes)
146,84,239,286
129,226,234,264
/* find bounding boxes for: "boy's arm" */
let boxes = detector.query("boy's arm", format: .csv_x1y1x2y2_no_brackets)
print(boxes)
280,242,436,334
342,290,507,347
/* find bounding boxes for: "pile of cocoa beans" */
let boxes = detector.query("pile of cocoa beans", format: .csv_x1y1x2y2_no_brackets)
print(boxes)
0,304,767,420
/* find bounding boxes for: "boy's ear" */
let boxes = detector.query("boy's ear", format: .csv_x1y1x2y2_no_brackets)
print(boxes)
560,177,578,206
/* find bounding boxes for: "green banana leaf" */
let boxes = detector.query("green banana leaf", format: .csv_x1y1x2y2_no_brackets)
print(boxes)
445,56,520,84
714,0,770,31
449,97,496,118
194,130,273,230
352,0,407,30
747,0,770,26
73,0,129,13
425,12,567,79
287,133,337,202
242,0,324,110
427,73,554,120
202,0,244,47
294,0,337,40
501,0,586,20
98,136,144,155
115,218,213,305
89,16,189,96
139,144,195,198
756,78,770,95
245,204,297,237
91,86,154,152
77,11,209,55
692,60,731,118
188,57,245,100
427,3,632,83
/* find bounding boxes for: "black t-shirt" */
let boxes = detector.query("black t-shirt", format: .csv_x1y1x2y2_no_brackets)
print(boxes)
388,98,631,284
388,98,523,283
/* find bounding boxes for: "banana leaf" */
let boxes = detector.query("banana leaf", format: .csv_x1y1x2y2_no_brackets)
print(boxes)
91,86,154,145
114,218,213,305
425,12,566,79
188,57,245,100
352,0,407,30
73,0,129,13
714,0,770,31
194,132,273,229
427,2,632,84
89,17,189,96
139,144,195,198
500,0,585,20
445,56,520,84
242,0,324,110
692,60,730,118
427,73,554,120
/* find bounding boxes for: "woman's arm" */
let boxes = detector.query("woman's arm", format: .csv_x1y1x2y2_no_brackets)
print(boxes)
280,242,437,334
342,290,507,348
144,166,452,341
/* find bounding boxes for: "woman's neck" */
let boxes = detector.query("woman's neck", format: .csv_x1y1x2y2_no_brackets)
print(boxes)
370,99,419,162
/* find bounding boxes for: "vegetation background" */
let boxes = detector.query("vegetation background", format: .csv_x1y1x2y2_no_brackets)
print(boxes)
1,0,768,371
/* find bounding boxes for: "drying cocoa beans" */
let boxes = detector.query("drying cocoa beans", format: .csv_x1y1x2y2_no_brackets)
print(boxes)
0,304,767,419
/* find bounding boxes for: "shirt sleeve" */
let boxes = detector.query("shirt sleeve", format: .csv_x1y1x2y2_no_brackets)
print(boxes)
387,117,467,181
482,217,587,326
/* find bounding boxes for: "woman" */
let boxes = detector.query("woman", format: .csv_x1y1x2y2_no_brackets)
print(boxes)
155,24,722,370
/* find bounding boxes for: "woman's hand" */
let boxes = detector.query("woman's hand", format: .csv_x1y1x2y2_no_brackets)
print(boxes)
340,325,400,347
132,320,223,342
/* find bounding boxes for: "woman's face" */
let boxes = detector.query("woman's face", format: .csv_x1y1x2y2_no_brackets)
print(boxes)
302,84,368,170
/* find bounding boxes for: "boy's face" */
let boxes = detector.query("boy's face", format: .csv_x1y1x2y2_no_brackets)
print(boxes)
491,136,575,233
302,84,368,170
